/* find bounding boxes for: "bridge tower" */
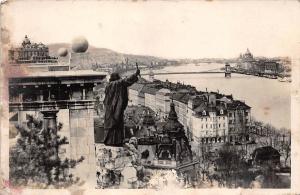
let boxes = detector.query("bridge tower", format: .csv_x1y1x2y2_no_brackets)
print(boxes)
149,62,155,82
225,62,231,78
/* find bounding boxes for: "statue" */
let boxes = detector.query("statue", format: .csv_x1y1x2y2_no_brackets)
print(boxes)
103,68,140,147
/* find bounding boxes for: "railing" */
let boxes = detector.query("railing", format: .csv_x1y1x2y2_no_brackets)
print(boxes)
9,100,95,111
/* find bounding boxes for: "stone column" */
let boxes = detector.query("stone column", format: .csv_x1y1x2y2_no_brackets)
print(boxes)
41,110,59,133
47,85,51,101
41,110,59,162
82,88,86,100
39,90,44,101
19,92,23,102
69,108,96,187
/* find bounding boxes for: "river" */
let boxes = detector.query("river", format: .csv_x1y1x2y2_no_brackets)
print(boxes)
143,63,291,130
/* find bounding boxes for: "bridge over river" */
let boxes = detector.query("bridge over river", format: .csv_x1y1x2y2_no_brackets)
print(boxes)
141,63,232,78
141,70,227,75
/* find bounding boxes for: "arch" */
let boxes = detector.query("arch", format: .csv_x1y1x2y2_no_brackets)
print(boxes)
218,137,222,143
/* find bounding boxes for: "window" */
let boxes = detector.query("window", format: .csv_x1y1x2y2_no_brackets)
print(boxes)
201,124,203,129
219,124,221,128
223,117,225,120
206,124,208,128
220,109,223,114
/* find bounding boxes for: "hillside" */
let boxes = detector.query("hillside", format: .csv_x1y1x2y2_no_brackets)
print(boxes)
48,43,165,69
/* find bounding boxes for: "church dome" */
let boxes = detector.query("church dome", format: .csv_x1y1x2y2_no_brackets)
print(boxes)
163,102,184,134
245,48,253,57
22,35,31,45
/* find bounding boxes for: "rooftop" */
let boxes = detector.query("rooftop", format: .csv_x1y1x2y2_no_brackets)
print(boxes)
129,83,145,92
141,86,160,95
178,94,191,104
227,100,251,110
156,88,171,96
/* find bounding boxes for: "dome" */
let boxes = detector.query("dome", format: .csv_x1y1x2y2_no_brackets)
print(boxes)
37,43,46,49
58,47,68,57
163,102,184,134
245,48,252,55
71,36,89,53
22,35,31,45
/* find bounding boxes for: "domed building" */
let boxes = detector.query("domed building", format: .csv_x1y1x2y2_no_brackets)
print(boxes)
151,101,193,168
22,35,31,46
239,48,254,62
133,102,193,169
8,35,58,64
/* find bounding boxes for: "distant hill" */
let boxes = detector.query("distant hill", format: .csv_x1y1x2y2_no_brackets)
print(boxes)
48,43,165,69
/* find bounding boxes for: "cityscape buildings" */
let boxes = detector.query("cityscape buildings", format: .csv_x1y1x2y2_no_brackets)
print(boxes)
128,78,251,149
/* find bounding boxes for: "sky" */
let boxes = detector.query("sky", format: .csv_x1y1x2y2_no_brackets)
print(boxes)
2,0,300,59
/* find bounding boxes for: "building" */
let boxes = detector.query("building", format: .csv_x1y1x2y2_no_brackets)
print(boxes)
127,80,251,150
191,102,228,141
185,92,251,149
253,60,280,75
144,87,160,112
160,101,193,163
8,35,58,64
136,102,193,169
172,91,193,140
237,49,281,75
128,83,145,106
239,48,254,62
139,110,157,136
9,70,107,185
155,88,171,118
227,100,251,142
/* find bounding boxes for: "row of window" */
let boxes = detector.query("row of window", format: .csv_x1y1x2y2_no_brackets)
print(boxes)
201,123,226,129
201,109,224,116
203,130,225,136
200,116,226,122
18,51,48,58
